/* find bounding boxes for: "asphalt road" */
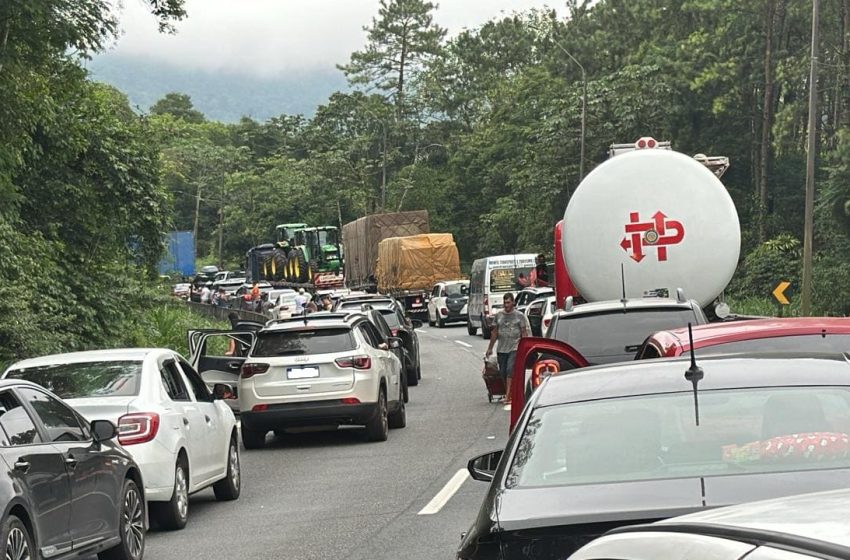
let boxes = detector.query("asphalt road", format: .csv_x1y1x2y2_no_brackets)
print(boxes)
143,323,509,560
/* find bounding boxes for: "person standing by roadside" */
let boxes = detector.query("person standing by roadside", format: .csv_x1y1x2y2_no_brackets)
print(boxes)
485,293,529,405
294,288,308,314
200,283,212,304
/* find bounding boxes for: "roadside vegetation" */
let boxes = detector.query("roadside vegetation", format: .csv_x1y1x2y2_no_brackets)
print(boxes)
3,0,850,365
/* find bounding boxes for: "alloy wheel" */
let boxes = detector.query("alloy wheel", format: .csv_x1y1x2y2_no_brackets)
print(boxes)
175,466,189,521
229,440,241,491
124,486,145,559
6,527,29,560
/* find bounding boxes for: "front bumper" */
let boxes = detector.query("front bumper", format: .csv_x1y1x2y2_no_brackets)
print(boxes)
241,400,377,431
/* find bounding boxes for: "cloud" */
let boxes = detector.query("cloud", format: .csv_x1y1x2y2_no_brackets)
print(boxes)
110,0,562,76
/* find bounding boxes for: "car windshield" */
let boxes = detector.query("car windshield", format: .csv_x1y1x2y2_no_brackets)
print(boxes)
508,387,850,489
445,283,468,297
6,361,142,399
553,309,697,362
698,334,850,356
489,266,533,292
253,328,356,356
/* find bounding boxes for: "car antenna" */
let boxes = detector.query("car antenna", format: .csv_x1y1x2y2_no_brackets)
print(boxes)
684,322,704,426
620,263,627,311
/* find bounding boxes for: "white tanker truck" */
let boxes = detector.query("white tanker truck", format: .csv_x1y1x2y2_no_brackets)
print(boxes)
554,137,740,312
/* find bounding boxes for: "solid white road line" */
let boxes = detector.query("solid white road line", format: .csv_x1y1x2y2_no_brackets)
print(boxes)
418,469,469,515
416,328,427,334
454,340,472,348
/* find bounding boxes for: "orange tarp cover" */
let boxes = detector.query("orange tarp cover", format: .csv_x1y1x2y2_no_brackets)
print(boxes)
376,234,461,292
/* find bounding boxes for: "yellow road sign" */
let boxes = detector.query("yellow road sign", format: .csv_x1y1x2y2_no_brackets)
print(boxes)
772,281,791,305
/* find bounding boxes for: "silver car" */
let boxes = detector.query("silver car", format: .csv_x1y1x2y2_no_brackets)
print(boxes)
570,487,850,560
237,313,406,449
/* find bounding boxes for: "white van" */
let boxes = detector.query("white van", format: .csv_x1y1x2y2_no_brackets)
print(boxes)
467,254,537,339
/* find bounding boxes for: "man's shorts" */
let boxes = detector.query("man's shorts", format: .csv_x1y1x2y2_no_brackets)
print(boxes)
497,351,516,380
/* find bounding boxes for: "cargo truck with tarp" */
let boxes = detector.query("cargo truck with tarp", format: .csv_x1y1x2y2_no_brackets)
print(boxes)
342,210,430,290
375,233,462,317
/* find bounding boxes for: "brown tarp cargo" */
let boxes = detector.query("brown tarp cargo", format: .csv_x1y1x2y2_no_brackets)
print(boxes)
342,210,429,287
376,233,462,293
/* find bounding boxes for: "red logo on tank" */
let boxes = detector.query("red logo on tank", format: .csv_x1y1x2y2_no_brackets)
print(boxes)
620,211,685,262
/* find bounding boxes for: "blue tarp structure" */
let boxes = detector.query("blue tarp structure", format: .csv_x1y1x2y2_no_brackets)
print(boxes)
159,231,195,276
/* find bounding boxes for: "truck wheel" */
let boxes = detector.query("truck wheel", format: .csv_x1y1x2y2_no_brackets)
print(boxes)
467,318,478,336
480,316,491,340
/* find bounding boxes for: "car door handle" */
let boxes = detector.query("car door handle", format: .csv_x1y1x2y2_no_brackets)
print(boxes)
226,361,242,370
13,461,29,473
182,417,189,426
64,456,77,470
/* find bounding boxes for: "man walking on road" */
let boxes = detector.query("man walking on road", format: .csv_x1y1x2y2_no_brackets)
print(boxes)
485,293,529,404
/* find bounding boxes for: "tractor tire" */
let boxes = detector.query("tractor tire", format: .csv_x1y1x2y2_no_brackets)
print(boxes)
295,249,309,283
309,259,319,277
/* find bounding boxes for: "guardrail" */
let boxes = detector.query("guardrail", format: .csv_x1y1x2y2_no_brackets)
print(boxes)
185,301,269,323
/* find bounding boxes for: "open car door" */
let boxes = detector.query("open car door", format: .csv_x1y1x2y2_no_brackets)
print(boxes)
188,328,260,411
509,337,588,430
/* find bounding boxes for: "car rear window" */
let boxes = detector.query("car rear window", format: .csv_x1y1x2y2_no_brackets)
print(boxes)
379,310,401,328
553,309,697,362
698,334,850,356
252,328,356,357
6,361,142,399
508,387,850,489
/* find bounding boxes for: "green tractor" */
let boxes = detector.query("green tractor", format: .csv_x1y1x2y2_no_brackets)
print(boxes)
272,223,343,283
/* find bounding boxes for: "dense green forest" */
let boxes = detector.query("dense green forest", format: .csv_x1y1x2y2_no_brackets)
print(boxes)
3,0,850,362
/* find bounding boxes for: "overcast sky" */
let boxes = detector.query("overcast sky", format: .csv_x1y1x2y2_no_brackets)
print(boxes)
111,0,563,76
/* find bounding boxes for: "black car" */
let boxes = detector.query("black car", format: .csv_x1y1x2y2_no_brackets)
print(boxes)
359,301,422,387
365,309,409,403
460,353,850,560
0,380,145,560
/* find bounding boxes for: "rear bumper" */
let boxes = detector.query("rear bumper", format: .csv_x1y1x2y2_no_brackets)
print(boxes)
241,400,377,431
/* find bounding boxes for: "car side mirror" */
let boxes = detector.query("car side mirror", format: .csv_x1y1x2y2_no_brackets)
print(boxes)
91,420,117,443
411,319,423,329
213,383,236,400
388,336,402,349
468,450,503,482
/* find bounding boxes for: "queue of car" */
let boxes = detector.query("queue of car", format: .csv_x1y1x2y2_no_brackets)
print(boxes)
450,255,850,560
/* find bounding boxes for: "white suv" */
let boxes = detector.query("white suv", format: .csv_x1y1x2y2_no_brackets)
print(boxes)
427,280,469,328
238,313,406,449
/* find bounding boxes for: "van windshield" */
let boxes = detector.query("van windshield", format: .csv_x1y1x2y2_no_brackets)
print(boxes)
489,267,533,292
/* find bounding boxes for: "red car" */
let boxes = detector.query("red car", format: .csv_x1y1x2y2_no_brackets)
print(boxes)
635,317,850,359
507,317,850,430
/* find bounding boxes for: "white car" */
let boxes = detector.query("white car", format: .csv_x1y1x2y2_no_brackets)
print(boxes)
4,348,241,531
526,294,557,337
427,280,469,328
569,488,850,560
269,289,298,319
236,313,406,449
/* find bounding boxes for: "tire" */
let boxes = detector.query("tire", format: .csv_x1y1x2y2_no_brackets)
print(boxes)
152,459,189,530
365,389,388,442
2,515,35,560
480,316,491,340
292,248,309,283
416,361,422,381
401,370,409,403
213,435,241,501
428,310,435,327
388,383,406,429
438,315,446,328
241,426,267,450
99,478,145,560
406,358,419,387
467,318,478,336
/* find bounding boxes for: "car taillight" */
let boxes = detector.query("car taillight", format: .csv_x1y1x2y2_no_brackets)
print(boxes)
252,404,268,412
543,318,551,328
335,356,372,369
118,413,160,446
390,328,399,336
341,397,360,405
241,363,270,379
440,308,448,316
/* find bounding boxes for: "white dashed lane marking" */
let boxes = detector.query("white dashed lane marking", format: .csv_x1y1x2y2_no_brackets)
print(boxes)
418,469,469,515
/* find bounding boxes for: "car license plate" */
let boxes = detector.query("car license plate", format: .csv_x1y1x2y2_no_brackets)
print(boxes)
287,367,319,380
411,302,423,307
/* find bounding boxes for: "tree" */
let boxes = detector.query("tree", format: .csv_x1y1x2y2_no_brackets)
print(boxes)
339,0,445,120
150,93,206,123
